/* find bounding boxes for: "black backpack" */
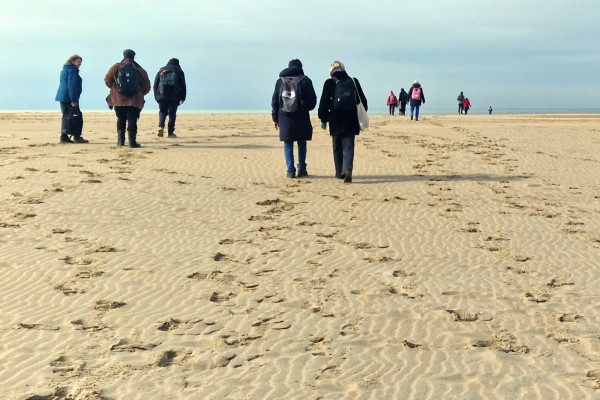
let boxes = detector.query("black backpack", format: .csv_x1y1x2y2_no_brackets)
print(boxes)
116,63,140,96
279,76,305,113
158,68,178,96
332,77,357,110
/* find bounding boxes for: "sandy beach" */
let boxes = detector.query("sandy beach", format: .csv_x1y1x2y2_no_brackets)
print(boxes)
0,112,599,399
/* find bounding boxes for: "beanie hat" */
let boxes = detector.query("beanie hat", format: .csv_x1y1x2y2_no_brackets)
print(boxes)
123,49,136,60
168,58,180,65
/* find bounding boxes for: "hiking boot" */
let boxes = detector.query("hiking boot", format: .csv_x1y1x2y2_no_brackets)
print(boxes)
297,169,308,177
60,135,73,143
286,171,296,178
73,136,89,143
157,128,164,137
168,133,177,138
343,171,352,183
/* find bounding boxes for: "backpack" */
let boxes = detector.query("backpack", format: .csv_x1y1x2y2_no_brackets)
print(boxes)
158,68,178,96
389,95,398,104
279,76,305,113
116,63,140,96
411,87,422,101
66,106,83,135
332,77,357,110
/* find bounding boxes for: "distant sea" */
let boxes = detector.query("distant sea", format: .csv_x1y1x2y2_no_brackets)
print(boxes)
4,108,599,115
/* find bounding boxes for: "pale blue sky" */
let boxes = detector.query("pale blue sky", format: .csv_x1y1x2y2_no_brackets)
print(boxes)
1,0,598,113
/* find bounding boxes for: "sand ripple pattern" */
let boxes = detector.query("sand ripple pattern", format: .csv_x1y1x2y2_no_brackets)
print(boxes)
0,113,599,399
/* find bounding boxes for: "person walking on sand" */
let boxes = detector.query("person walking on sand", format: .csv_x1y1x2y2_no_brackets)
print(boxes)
153,58,187,138
463,97,471,115
271,59,317,178
387,90,398,116
55,54,88,143
488,105,493,115
398,88,408,116
104,49,151,148
457,91,465,114
408,80,425,121
318,60,368,183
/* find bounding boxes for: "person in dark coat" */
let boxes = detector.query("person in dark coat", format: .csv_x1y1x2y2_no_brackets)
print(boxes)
153,58,187,138
104,49,151,148
398,88,409,116
407,80,425,121
271,59,317,178
317,60,368,183
55,54,88,143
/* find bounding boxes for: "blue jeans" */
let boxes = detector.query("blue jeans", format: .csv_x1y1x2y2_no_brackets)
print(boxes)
283,140,307,173
158,101,178,133
332,135,355,177
410,104,421,121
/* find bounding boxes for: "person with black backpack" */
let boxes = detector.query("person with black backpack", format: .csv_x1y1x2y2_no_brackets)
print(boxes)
153,58,187,138
104,49,151,148
271,59,317,178
317,60,368,183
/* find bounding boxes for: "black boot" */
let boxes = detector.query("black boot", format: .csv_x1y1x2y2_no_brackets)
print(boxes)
128,131,141,148
117,129,126,146
60,133,73,144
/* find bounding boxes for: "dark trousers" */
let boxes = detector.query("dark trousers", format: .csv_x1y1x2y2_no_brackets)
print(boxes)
332,135,355,177
114,106,140,132
389,105,396,115
158,101,179,133
399,101,407,115
59,102,72,136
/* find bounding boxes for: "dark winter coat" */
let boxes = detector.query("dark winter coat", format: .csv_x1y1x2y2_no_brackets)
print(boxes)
408,83,425,106
317,71,368,137
271,66,317,142
55,63,82,104
153,59,187,103
104,59,151,110
399,89,409,104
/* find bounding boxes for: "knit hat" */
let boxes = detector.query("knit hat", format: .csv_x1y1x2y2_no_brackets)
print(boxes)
168,58,180,65
123,49,136,60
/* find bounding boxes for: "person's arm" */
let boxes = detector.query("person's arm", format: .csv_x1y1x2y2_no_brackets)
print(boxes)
317,80,332,122
302,78,317,111
354,78,368,112
271,79,281,129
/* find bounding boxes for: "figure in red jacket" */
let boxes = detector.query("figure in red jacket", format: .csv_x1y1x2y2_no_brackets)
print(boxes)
387,91,399,116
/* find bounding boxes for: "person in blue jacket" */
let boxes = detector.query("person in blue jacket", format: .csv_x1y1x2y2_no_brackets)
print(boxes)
55,54,88,143
271,59,317,178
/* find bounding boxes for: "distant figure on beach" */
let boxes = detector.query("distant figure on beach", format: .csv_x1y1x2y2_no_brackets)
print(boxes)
104,49,151,148
408,80,425,121
457,91,465,114
271,59,317,178
153,58,187,138
463,97,471,115
318,60,368,183
488,105,493,115
398,88,409,116
55,54,88,143
387,91,398,115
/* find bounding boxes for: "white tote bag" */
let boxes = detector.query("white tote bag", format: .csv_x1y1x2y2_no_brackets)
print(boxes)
352,78,369,130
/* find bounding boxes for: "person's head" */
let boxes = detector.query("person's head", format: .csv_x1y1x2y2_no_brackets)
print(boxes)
329,60,345,76
168,58,180,65
65,54,82,67
288,59,302,69
390,90,395,94
413,80,419,86
123,49,136,60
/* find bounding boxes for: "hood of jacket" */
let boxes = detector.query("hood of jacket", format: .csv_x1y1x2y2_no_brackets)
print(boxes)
279,66,304,77
331,70,350,80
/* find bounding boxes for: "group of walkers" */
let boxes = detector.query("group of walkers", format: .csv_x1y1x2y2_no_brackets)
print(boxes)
386,81,426,120
271,59,368,183
456,91,472,115
55,49,187,147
